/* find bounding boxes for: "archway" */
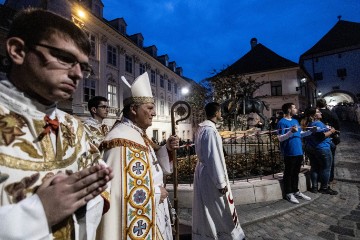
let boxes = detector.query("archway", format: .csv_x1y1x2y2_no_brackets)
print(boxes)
322,90,357,108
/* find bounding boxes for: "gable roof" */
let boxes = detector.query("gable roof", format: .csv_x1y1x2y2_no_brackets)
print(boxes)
223,43,298,75
301,20,360,57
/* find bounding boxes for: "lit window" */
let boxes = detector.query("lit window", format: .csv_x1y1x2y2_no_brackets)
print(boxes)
107,84,118,108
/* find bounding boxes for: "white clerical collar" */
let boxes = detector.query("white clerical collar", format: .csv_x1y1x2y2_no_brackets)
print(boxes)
0,78,58,118
85,117,102,125
122,117,145,135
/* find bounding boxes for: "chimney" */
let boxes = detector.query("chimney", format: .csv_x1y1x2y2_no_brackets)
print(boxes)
250,38,258,49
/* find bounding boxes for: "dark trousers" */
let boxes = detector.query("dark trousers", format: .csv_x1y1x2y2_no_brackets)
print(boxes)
329,142,336,182
283,155,303,194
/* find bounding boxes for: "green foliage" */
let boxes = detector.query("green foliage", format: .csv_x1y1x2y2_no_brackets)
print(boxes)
206,68,269,102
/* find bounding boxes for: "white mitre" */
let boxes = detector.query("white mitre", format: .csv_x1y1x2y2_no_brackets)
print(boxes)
121,72,154,106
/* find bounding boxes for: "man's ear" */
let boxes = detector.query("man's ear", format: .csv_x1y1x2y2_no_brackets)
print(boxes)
6,37,26,65
130,105,137,116
90,106,97,115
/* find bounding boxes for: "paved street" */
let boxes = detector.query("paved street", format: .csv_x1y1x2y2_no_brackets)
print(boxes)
179,121,360,240
242,121,360,240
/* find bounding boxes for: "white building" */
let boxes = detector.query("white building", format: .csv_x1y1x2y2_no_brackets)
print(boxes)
221,38,315,118
0,0,194,142
300,19,360,107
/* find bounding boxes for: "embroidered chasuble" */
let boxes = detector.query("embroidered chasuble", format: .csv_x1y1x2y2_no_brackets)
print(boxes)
97,118,173,240
83,117,110,148
0,79,109,240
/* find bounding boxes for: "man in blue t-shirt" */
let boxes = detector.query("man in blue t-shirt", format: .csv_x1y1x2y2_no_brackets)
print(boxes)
277,103,315,204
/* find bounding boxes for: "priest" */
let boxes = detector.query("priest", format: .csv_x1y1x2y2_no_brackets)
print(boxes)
192,102,245,240
97,72,179,240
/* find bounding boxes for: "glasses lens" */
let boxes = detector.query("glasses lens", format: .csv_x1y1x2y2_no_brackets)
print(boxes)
98,105,109,109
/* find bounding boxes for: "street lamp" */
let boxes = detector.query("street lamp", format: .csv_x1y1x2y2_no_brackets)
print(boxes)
181,87,189,96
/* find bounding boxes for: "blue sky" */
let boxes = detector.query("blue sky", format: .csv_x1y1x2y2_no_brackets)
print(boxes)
101,0,360,82
2,0,359,82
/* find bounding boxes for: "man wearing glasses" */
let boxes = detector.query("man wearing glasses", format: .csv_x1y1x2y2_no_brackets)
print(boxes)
0,9,113,239
84,96,111,148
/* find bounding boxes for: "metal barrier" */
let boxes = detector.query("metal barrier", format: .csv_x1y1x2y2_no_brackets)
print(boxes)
167,131,283,184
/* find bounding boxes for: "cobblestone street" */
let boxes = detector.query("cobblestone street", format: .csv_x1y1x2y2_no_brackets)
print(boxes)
179,121,360,240
242,121,360,240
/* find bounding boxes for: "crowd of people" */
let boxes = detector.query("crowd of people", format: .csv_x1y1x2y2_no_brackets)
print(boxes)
0,7,347,240
276,101,340,205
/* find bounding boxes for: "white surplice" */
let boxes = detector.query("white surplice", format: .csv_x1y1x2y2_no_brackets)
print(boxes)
192,120,245,240
0,79,106,240
97,118,173,240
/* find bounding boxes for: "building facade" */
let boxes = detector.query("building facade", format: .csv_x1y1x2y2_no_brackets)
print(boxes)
0,0,194,141
221,38,315,119
300,19,360,107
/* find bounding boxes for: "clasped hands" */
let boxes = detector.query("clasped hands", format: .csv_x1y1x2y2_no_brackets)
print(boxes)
36,164,113,227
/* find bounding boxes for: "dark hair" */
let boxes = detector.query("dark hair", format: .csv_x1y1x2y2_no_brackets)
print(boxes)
304,107,317,118
122,103,139,119
205,102,221,118
88,96,108,116
281,103,294,114
316,98,327,108
7,8,91,55
301,107,317,130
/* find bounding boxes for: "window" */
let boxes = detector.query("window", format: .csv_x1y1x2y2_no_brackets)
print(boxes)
107,84,118,108
160,96,164,115
168,100,172,116
174,83,178,94
271,81,282,96
153,130,158,142
314,72,323,81
337,68,347,78
84,79,96,102
168,81,172,92
160,75,164,88
151,70,156,85
85,32,96,57
139,63,146,74
125,55,133,73
107,45,117,66
94,4,101,17
120,25,126,35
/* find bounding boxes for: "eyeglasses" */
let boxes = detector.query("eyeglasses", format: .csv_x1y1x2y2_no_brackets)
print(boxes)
97,105,110,109
28,43,93,79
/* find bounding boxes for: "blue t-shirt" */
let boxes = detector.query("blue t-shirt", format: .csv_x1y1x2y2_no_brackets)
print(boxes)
277,118,303,156
304,121,332,149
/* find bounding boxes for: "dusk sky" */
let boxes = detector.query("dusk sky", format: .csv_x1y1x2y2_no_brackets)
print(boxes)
101,0,360,82
2,0,359,82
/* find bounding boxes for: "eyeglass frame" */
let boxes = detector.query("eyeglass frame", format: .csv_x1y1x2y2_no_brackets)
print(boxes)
97,105,110,109
27,42,94,79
